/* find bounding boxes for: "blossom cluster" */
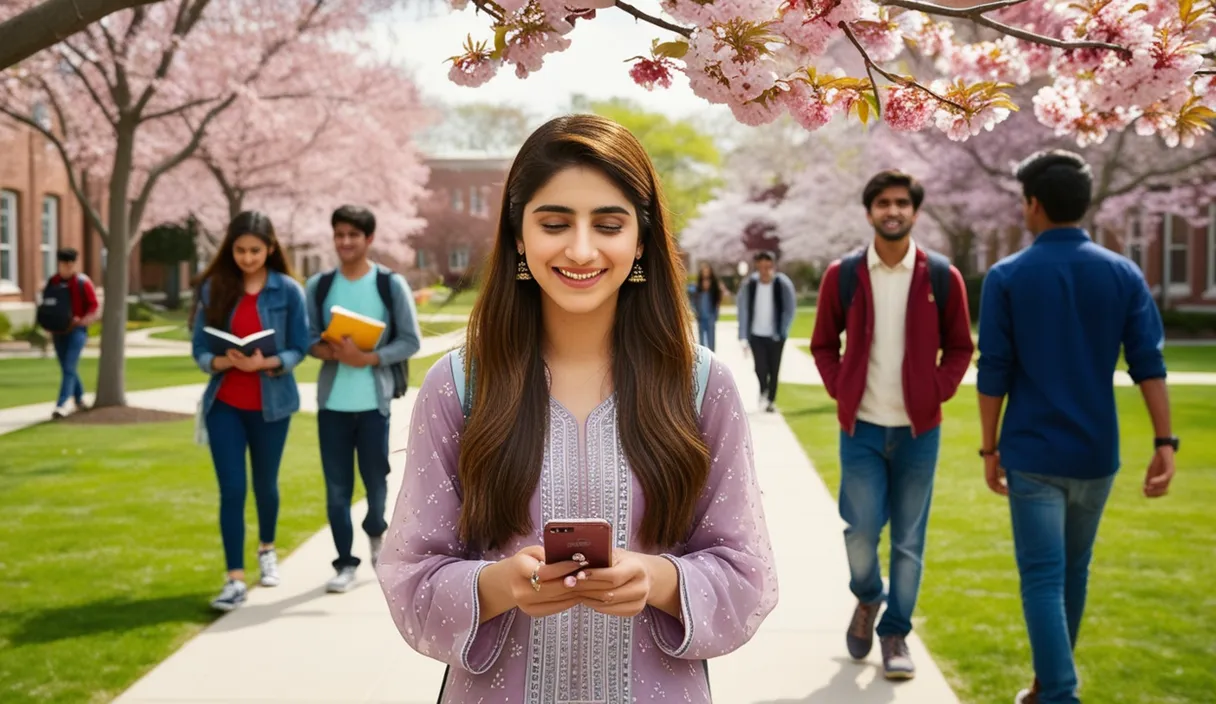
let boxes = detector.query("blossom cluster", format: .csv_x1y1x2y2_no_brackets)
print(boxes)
446,0,1215,146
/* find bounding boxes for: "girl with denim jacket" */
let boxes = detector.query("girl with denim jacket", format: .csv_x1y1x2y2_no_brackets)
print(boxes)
190,211,310,611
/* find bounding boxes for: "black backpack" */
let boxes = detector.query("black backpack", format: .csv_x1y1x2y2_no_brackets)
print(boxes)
837,247,952,345
36,275,79,333
314,268,409,399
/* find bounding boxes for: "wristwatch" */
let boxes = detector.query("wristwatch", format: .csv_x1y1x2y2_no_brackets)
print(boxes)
1154,436,1180,452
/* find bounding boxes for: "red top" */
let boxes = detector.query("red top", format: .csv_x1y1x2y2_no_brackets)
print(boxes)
809,248,975,437
50,273,100,324
216,293,264,411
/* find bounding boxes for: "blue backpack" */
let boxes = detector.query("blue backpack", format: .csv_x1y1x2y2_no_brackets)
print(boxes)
448,345,715,421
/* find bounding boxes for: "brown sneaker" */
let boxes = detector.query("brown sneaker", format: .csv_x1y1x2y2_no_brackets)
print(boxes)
1014,678,1041,703
880,635,915,680
846,600,881,660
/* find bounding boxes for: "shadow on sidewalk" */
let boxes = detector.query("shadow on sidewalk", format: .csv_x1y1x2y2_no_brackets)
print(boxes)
6,593,213,645
204,579,376,633
752,657,899,704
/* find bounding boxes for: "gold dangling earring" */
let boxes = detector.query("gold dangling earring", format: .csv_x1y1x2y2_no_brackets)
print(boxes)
627,259,646,283
517,254,532,281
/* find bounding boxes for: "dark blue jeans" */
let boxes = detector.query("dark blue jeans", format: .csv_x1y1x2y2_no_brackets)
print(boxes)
1007,470,1115,704
205,399,291,572
838,420,941,637
52,327,88,406
318,409,390,570
697,316,717,351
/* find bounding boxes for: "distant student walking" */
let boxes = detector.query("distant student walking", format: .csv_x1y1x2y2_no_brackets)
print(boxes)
191,211,310,612
810,170,973,679
36,248,99,419
977,150,1177,704
736,250,797,412
689,262,725,350
305,205,421,594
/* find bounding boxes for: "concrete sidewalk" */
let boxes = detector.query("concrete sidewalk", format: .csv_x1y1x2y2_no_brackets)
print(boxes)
109,326,960,704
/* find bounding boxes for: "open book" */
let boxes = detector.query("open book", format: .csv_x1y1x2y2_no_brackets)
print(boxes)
322,305,386,352
203,327,277,356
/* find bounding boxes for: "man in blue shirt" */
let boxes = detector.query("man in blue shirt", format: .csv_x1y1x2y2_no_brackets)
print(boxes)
306,206,421,594
976,150,1178,704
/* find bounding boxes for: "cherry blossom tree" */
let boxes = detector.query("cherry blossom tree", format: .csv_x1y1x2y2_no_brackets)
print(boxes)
0,0,160,70
443,0,1215,146
148,50,433,270
0,0,389,407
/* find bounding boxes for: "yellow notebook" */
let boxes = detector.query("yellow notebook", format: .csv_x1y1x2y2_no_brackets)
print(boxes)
322,305,386,351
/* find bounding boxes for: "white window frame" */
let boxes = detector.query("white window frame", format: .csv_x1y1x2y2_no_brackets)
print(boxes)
41,195,59,279
448,245,470,272
1205,203,1216,299
971,236,989,274
0,190,18,293
1163,214,1190,297
451,188,463,212
468,187,483,217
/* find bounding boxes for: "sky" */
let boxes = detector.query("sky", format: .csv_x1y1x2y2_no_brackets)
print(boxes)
367,3,733,124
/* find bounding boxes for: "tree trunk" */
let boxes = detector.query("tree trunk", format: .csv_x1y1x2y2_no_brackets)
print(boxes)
93,124,136,408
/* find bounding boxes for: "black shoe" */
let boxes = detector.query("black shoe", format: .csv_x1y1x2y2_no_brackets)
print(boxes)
846,600,882,660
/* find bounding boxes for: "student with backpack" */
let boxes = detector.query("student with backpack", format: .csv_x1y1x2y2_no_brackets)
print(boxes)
305,205,421,594
809,170,974,680
38,248,100,419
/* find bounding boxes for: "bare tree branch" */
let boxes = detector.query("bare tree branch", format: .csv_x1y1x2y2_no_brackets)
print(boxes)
52,44,120,125
879,0,1127,53
0,0,164,70
132,0,212,117
614,1,692,38
0,102,109,242
142,95,226,122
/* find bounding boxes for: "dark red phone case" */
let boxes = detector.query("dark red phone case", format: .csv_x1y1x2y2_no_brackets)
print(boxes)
543,518,612,569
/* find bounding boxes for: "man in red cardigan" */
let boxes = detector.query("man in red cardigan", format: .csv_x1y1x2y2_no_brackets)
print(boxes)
810,171,974,680
44,248,99,418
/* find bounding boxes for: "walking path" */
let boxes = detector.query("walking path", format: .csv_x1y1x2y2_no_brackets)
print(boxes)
101,323,959,704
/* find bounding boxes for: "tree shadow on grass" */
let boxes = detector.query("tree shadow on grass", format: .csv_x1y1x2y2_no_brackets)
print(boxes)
3,593,214,645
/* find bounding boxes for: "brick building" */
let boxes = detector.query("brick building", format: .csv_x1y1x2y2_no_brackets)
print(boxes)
972,203,1216,313
0,117,165,326
408,151,514,288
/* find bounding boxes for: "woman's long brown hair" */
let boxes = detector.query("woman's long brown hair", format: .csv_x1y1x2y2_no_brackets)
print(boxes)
193,211,294,329
458,114,710,552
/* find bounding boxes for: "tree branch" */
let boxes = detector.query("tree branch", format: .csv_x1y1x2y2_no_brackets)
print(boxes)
613,1,693,38
1104,148,1216,200
470,0,505,23
0,103,109,242
142,95,226,122
879,0,1128,53
52,45,119,125
0,0,163,70
839,22,967,113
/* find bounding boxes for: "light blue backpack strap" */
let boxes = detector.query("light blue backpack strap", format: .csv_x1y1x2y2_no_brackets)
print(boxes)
693,344,713,416
448,348,471,420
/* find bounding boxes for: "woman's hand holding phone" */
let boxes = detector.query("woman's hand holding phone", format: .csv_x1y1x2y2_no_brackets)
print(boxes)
478,545,587,622
568,549,655,618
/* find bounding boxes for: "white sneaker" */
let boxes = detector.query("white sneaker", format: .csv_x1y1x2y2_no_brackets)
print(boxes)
258,548,280,587
326,566,357,593
369,535,383,568
210,579,247,612
52,405,68,419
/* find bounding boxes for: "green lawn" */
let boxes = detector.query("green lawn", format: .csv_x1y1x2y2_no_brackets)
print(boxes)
0,419,340,704
0,352,447,703
0,351,447,411
780,384,1216,704
718,307,817,339
417,288,478,315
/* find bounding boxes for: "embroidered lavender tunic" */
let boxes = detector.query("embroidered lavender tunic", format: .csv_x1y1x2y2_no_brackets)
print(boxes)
377,349,778,703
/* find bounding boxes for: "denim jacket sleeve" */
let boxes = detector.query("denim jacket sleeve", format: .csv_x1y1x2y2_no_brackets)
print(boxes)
191,281,217,375
276,275,309,374
376,272,422,366
304,273,325,352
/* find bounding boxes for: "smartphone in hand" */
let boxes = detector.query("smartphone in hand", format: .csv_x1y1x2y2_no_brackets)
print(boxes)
543,518,612,570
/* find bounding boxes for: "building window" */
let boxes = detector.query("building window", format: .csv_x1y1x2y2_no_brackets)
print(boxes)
971,236,988,274
1207,203,1215,295
469,187,484,217
1125,215,1145,273
449,246,470,272
1165,214,1189,288
416,250,429,269
41,195,60,279
0,190,18,288
451,188,463,212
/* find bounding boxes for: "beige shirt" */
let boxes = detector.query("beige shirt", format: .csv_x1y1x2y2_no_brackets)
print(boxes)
856,240,916,428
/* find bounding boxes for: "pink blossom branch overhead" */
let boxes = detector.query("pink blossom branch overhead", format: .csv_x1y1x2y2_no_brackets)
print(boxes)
444,0,1216,146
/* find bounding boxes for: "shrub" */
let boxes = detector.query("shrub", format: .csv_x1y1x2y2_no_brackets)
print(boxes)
1161,309,1216,338
0,311,11,340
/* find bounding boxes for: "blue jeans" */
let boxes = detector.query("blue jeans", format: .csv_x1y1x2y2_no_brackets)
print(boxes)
1007,470,1115,704
839,421,941,637
697,316,716,351
318,409,390,569
205,399,292,571
52,327,88,406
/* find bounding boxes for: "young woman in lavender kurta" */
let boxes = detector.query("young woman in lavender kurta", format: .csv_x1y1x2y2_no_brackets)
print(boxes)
377,114,778,703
